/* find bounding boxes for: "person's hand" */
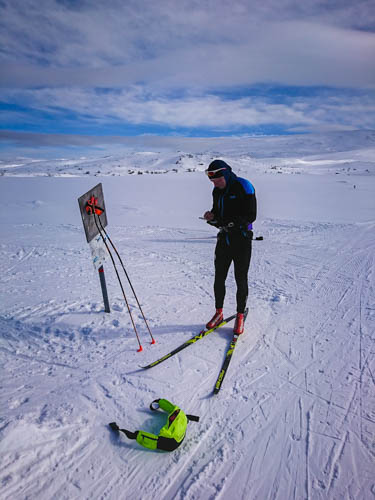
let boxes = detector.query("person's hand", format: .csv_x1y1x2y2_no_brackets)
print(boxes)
203,211,214,221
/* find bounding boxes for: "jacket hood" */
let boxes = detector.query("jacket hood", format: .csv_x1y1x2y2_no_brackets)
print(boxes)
207,160,233,183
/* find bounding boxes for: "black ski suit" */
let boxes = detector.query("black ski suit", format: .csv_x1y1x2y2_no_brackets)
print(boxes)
210,172,257,313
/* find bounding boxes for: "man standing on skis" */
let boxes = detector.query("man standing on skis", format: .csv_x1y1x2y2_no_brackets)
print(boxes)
203,160,257,335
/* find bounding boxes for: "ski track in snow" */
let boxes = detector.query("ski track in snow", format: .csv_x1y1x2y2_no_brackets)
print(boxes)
1,144,375,499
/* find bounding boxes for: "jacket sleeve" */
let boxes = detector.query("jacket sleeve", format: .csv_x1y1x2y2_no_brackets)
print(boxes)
211,190,218,219
237,179,257,225
159,399,177,413
209,190,223,227
243,191,257,223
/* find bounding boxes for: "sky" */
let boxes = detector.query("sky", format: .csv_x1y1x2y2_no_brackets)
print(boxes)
0,0,375,150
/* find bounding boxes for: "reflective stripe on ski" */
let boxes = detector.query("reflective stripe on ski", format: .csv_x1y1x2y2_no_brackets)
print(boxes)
213,308,249,394
141,313,237,369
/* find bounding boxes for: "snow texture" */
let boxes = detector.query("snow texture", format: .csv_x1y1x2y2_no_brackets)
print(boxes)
1,131,375,499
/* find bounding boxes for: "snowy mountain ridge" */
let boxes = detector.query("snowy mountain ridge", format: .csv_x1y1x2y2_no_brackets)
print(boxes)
1,130,375,178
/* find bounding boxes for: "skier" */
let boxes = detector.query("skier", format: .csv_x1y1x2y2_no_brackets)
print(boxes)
203,160,257,334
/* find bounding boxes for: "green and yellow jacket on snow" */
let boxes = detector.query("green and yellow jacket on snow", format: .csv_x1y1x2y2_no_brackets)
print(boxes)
109,399,199,452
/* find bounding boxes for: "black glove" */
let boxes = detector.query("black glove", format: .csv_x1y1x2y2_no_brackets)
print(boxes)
109,422,119,432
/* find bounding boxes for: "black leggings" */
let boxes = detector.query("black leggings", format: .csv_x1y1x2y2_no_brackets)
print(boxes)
214,232,252,313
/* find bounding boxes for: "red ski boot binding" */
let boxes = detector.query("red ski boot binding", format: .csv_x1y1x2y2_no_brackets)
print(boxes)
206,308,223,329
233,313,245,334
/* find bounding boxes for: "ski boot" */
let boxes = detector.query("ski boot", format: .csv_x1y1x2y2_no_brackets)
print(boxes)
233,313,245,335
206,308,223,329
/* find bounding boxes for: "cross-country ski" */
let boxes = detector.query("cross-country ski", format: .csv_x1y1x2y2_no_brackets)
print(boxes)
141,312,237,369
213,308,249,394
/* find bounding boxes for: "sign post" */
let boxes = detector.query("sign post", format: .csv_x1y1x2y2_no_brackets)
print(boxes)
98,265,110,313
77,182,155,351
78,183,110,313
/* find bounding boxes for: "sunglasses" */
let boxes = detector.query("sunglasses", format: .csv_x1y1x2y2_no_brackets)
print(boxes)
205,167,226,179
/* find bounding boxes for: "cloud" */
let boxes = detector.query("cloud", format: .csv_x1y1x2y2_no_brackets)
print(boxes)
1,1,374,89
1,0,374,137
1,86,374,133
1,23,375,90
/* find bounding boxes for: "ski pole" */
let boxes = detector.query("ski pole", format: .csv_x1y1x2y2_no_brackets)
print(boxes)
97,216,155,345
89,208,143,352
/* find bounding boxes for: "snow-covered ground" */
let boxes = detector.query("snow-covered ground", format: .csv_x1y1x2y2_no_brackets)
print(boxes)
0,131,374,499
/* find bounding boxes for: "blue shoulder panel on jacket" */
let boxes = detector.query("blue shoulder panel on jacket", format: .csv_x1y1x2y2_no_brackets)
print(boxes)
238,177,255,195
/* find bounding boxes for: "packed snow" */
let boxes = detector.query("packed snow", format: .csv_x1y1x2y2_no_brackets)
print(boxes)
0,131,374,499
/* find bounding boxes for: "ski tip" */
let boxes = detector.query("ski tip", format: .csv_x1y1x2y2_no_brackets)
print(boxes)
151,339,156,345
137,345,143,352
